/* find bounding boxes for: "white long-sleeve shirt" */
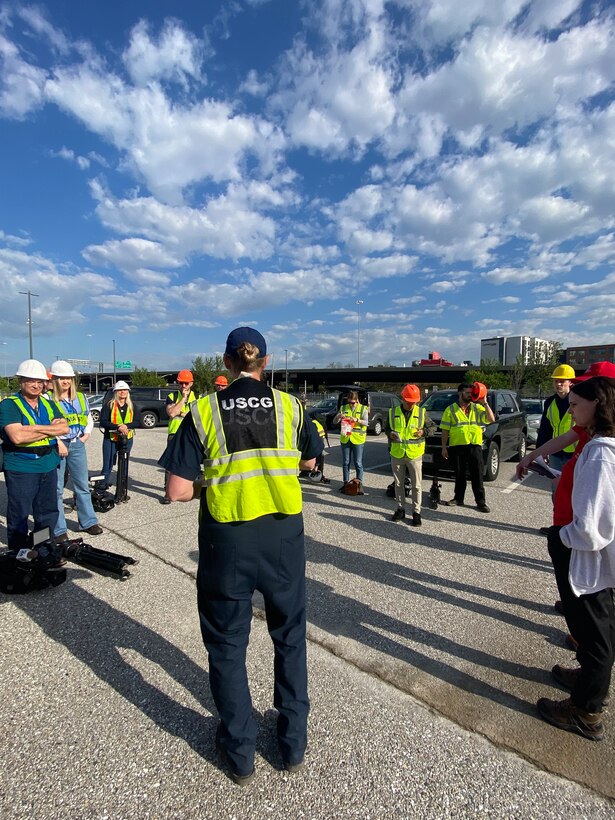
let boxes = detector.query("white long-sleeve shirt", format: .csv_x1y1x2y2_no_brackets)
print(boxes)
560,436,615,596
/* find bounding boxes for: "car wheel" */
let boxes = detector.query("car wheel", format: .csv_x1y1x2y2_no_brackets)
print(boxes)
513,435,527,462
140,410,158,428
371,418,383,436
91,409,100,424
484,441,500,482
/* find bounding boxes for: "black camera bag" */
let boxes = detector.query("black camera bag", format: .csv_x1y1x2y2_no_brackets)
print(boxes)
0,546,67,594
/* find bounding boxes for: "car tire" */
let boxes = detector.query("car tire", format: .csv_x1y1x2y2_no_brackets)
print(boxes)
371,418,383,436
90,409,100,424
513,435,527,462
484,441,500,482
140,410,158,428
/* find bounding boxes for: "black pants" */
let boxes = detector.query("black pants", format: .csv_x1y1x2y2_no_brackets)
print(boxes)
197,505,309,776
548,526,615,713
450,444,485,506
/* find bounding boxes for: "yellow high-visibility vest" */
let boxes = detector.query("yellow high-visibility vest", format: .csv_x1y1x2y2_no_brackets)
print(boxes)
168,390,197,436
191,389,303,523
388,405,426,459
339,404,367,445
546,399,576,453
5,394,58,449
440,402,486,446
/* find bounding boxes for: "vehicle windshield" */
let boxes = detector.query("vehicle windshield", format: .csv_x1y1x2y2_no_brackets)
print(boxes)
311,399,336,410
522,400,543,414
421,392,457,412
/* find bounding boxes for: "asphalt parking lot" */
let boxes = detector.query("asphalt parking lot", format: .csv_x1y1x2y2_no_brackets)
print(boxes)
1,428,614,818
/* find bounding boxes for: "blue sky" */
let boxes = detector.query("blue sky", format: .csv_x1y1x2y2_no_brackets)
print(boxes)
1,0,614,376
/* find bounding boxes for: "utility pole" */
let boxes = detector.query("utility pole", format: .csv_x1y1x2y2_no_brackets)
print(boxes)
113,339,116,385
19,290,39,358
356,300,364,368
284,348,289,392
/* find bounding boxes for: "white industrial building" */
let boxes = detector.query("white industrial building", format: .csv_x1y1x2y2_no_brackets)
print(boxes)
480,336,551,366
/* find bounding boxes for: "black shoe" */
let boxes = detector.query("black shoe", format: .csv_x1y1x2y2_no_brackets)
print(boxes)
412,513,422,527
391,508,405,522
476,504,490,513
159,496,172,505
84,524,103,535
321,477,331,485
539,526,551,536
537,696,604,741
215,731,255,786
551,665,611,708
283,757,305,773
445,499,463,506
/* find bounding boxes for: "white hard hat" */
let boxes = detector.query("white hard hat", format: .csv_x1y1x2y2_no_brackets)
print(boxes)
50,360,76,378
113,380,131,391
16,359,48,380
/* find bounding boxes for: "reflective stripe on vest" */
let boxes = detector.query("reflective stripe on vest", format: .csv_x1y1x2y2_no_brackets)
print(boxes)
109,403,134,441
191,389,303,523
58,392,89,429
441,402,485,446
313,419,326,439
546,400,576,453
339,404,367,444
168,390,197,436
5,394,57,448
389,405,426,459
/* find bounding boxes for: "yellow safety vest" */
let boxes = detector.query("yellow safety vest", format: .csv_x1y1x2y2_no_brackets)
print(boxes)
168,390,197,436
440,402,486,446
546,399,576,453
109,403,134,441
5,394,57,449
57,392,89,429
191,389,304,523
388,405,426,459
313,419,326,439
339,403,367,445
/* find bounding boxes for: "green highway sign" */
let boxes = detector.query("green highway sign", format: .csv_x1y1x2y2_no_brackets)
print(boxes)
115,360,133,370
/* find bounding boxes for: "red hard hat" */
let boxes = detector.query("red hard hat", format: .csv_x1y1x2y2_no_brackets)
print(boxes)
471,381,487,401
401,384,421,403
215,375,228,386
177,369,193,382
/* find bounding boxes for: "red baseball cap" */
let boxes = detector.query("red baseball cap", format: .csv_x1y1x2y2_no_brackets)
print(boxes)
574,361,615,381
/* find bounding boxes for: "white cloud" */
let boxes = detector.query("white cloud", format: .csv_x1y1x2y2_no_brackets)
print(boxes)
122,19,203,86
0,34,46,117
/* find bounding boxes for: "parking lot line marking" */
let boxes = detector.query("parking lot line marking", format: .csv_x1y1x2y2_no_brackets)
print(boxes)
502,476,527,494
364,461,392,472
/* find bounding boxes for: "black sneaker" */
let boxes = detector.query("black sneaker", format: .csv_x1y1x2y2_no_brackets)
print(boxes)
551,665,611,707
391,508,405,522
321,477,331,485
412,513,422,527
215,731,255,786
445,499,463,506
537,696,604,741
476,504,490,513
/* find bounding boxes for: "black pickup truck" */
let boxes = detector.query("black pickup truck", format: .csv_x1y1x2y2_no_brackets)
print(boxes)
420,388,527,481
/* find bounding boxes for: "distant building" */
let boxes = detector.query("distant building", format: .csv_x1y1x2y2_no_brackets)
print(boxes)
480,336,551,366
564,343,615,370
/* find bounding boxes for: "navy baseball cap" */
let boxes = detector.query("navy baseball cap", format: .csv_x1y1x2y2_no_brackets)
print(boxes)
225,327,267,358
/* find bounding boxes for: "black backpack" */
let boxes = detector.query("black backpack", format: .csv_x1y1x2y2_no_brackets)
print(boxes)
386,478,411,498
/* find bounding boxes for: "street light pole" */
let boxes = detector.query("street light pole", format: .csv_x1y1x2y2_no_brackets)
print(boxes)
284,348,288,392
113,339,116,385
19,290,39,358
0,341,7,380
356,300,364,368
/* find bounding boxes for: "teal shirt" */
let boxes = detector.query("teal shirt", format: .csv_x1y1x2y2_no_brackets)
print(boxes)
0,394,63,473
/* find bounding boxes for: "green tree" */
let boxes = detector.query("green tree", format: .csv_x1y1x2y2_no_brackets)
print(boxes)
130,367,167,387
467,358,511,389
509,340,562,394
192,354,228,395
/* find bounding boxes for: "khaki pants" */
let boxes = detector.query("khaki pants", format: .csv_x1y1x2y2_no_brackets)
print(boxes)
391,455,423,514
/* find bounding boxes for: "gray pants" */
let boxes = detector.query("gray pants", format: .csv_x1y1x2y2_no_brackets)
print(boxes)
391,455,423,514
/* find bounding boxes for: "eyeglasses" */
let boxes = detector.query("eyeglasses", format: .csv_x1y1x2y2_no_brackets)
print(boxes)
178,382,191,386
348,400,357,404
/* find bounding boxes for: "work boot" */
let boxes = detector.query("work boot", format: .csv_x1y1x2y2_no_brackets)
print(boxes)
476,503,490,513
551,665,611,708
411,513,422,527
391,508,405,522
445,499,463,506
537,696,604,741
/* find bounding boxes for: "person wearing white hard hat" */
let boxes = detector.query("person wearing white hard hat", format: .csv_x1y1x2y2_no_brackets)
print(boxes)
99,381,136,492
49,360,102,540
0,359,69,548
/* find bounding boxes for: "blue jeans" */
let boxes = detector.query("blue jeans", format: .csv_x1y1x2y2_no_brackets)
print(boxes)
4,468,59,548
102,436,133,486
341,442,364,483
56,438,98,536
197,507,309,776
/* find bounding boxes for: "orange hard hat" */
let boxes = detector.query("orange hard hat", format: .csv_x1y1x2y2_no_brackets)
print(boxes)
401,384,421,403
215,375,228,386
177,369,193,382
471,381,487,401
